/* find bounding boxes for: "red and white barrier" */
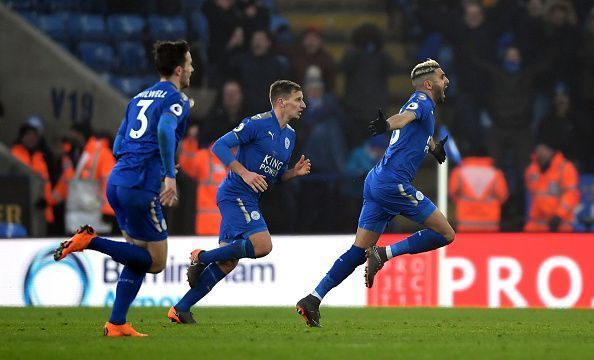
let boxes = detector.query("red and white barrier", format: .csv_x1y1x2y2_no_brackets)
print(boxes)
1,234,593,308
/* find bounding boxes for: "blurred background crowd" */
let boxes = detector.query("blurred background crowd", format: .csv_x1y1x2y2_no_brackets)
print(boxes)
1,0,593,236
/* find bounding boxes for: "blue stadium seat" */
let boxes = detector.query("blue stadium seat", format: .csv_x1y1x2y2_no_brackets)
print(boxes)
416,32,443,62
270,15,293,44
110,76,146,97
189,10,208,43
69,14,106,41
107,14,145,41
78,42,114,72
35,13,69,41
575,175,594,232
18,11,38,25
116,41,148,74
147,15,187,41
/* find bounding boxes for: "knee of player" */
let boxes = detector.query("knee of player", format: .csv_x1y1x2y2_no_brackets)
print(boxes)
217,259,239,274
254,241,273,258
444,229,455,244
147,257,167,274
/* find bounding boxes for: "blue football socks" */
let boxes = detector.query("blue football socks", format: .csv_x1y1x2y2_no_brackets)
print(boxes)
387,229,449,259
313,245,366,300
109,266,146,325
175,263,227,312
89,237,153,272
199,239,256,264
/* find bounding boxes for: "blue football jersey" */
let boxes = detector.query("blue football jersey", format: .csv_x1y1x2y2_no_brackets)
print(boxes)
109,81,190,193
372,90,436,183
217,110,296,203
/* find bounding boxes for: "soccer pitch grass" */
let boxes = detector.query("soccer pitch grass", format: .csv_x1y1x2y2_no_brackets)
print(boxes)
1,307,593,359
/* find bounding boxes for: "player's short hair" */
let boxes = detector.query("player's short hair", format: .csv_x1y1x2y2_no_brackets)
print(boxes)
411,59,441,80
269,80,302,105
153,40,190,77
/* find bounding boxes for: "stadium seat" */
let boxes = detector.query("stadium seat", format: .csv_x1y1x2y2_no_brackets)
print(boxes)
116,41,148,74
416,32,443,62
110,76,146,97
270,14,293,44
574,175,594,232
107,14,145,41
147,15,187,42
78,42,114,72
69,14,106,41
18,11,37,25
189,10,208,43
35,13,69,41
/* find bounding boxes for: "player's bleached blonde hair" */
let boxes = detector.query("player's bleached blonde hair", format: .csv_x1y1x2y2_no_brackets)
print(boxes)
410,59,441,80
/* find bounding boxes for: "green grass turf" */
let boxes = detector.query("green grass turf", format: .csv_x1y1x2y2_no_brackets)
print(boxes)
1,307,594,359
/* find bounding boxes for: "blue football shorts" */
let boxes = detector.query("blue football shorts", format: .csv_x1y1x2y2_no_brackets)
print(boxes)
358,176,437,233
106,183,168,241
218,197,268,243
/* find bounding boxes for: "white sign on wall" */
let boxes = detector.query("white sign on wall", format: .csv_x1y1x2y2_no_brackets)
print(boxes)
0,236,366,307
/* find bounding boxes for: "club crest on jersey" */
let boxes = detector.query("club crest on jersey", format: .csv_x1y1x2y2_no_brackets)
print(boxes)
415,191,424,201
250,211,261,221
285,137,290,149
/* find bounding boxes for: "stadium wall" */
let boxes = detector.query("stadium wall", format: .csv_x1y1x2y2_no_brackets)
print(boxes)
0,4,126,147
2,234,594,308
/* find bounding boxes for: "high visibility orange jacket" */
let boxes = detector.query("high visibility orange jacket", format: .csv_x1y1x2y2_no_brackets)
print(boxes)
52,137,116,216
11,144,54,223
524,152,579,232
449,157,509,232
179,138,228,235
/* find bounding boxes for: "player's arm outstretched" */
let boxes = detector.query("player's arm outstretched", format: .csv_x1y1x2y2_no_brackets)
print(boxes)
211,131,268,193
368,108,448,164
281,155,311,182
368,109,416,135
158,112,179,206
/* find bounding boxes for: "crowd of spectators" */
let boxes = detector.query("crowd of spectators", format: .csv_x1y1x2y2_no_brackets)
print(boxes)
4,0,594,234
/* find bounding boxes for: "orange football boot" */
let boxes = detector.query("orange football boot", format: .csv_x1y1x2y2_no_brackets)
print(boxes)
104,322,148,337
53,225,96,261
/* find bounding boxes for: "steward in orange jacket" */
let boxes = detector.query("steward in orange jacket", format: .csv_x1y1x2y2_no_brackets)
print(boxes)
11,124,54,224
179,136,228,235
52,125,116,233
524,143,579,232
449,156,509,232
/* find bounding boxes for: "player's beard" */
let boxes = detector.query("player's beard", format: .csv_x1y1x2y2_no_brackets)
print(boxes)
433,86,446,103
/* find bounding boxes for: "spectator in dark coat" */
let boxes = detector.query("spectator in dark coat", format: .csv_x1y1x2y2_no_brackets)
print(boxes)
229,30,288,114
341,24,398,147
289,27,337,93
